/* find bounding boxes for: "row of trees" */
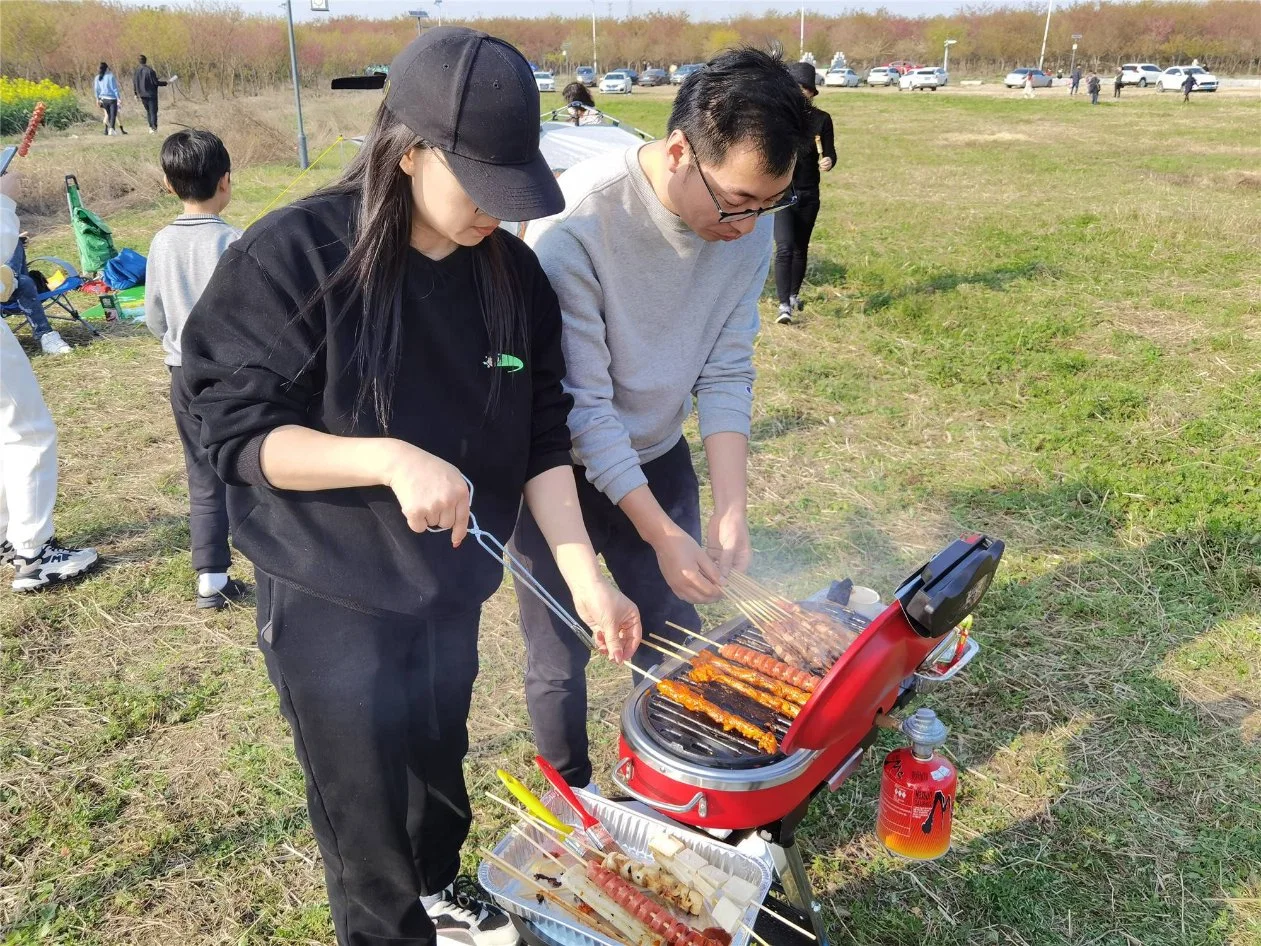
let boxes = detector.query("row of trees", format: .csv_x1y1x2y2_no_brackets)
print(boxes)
2,1,1257,98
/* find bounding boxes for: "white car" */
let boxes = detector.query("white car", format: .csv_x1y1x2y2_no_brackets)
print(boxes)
824,67,861,87
1004,68,1053,89
599,71,632,94
1120,63,1163,87
867,66,898,86
533,71,555,93
1158,65,1218,93
899,67,942,91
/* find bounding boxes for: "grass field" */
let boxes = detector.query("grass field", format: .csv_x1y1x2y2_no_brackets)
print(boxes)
2,84,1260,945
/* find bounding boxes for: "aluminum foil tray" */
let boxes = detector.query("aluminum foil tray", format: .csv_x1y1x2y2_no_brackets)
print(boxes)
478,788,773,946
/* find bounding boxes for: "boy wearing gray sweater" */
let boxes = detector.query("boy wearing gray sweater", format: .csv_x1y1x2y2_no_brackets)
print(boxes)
145,130,244,608
510,49,810,788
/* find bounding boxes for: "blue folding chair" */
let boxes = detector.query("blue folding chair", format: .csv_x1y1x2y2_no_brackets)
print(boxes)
1,242,101,338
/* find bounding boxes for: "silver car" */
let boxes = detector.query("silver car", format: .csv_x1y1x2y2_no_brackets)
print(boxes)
867,66,898,86
1004,68,1053,89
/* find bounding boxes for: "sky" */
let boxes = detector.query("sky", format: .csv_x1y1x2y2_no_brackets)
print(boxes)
111,0,977,23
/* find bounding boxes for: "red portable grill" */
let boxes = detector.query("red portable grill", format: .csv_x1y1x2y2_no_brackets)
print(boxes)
609,534,1004,943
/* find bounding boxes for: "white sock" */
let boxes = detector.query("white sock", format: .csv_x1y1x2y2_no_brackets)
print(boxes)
420,890,445,910
582,780,602,797
14,543,46,560
198,572,229,596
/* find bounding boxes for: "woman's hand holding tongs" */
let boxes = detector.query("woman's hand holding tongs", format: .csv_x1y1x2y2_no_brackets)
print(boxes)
382,442,471,545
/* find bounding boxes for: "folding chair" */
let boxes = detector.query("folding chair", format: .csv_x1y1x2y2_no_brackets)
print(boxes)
1,242,101,338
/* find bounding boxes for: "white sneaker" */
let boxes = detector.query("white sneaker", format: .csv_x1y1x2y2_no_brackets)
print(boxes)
12,542,100,591
776,303,793,325
148,127,156,134
424,877,518,946
40,332,72,355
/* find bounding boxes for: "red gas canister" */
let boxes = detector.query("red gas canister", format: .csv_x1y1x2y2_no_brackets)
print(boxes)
876,708,957,860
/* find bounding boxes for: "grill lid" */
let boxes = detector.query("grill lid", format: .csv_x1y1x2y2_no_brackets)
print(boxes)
781,535,1003,754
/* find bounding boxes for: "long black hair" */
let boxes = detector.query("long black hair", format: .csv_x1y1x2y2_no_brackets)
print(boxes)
98,62,109,78
308,100,526,431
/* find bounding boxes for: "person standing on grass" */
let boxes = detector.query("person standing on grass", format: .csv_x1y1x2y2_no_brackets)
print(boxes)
1023,70,1036,99
133,55,168,134
1181,71,1197,102
181,27,641,946
1113,68,1124,98
508,47,809,791
94,63,122,135
1088,72,1101,104
144,130,245,609
773,61,835,325
1070,66,1082,95
0,173,100,591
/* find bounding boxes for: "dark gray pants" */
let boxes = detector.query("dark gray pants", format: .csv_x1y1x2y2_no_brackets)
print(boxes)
169,366,230,573
141,95,159,130
509,437,703,787
256,572,480,945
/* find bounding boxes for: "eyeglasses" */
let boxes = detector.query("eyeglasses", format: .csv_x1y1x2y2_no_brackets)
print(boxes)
683,134,797,223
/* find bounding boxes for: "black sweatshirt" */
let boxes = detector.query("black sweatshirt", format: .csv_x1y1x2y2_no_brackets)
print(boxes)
792,105,837,192
181,190,573,619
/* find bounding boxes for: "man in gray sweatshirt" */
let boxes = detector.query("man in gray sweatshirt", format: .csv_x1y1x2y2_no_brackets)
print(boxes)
510,48,809,788
145,130,244,608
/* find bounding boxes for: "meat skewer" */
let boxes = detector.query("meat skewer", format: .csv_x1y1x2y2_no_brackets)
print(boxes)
656,680,778,755
665,623,823,691
647,635,811,705
687,661,802,719
480,847,626,943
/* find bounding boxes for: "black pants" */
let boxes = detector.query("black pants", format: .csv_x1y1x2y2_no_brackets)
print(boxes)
99,99,117,131
169,366,230,574
509,437,703,787
1114,84,1122,98
141,95,159,129
773,190,821,305
257,572,481,946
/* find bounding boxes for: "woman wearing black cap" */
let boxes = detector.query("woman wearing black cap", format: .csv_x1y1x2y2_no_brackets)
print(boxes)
774,61,836,324
182,27,641,946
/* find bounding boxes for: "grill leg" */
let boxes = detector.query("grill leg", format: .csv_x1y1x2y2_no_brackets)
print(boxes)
778,841,830,945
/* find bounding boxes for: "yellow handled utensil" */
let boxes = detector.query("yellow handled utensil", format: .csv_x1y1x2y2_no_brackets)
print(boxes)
496,770,572,836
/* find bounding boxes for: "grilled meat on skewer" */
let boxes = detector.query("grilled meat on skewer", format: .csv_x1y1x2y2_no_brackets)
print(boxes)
601,851,704,915
717,643,823,691
655,680,778,755
687,662,802,719
693,651,811,705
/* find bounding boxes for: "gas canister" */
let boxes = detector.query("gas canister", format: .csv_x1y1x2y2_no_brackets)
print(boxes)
876,707,957,860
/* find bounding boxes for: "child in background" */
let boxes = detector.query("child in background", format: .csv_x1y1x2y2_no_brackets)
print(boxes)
145,130,245,608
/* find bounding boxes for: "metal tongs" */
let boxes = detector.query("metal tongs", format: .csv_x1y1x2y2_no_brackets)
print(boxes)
431,475,595,650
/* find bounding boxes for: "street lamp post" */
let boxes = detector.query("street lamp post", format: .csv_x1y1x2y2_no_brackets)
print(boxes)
1069,33,1082,76
407,8,429,34
943,38,957,76
590,1,598,77
283,0,309,169
434,0,442,25
1037,0,1054,73
799,2,805,61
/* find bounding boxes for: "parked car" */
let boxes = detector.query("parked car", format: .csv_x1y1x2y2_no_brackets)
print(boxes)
1120,63,1163,87
935,67,949,86
866,66,899,86
1158,65,1219,92
1004,67,1053,88
824,67,861,87
620,68,639,84
900,67,943,91
640,68,669,87
600,71,633,94
671,63,703,84
533,71,555,93
576,66,596,86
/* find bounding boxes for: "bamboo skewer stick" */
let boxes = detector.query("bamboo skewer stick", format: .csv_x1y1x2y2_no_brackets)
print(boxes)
638,638,690,662
483,793,600,859
648,632,700,656
479,848,626,944
666,621,720,647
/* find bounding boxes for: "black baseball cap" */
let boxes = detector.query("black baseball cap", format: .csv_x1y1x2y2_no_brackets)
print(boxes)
386,27,562,221
788,61,818,94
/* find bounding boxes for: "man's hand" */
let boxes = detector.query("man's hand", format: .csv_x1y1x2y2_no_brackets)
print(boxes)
819,156,834,172
706,507,751,579
652,526,723,603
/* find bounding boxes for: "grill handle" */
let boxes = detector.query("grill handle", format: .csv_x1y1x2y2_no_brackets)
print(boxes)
611,757,708,818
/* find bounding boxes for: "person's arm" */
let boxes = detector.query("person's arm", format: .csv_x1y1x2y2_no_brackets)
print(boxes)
819,111,837,172
133,68,141,99
143,238,167,342
531,223,722,603
692,240,766,580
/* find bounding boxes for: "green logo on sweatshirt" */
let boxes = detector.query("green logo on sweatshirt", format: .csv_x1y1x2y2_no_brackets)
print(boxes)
484,353,524,373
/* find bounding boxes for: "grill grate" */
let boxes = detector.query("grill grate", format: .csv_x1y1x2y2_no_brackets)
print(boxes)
639,622,796,769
